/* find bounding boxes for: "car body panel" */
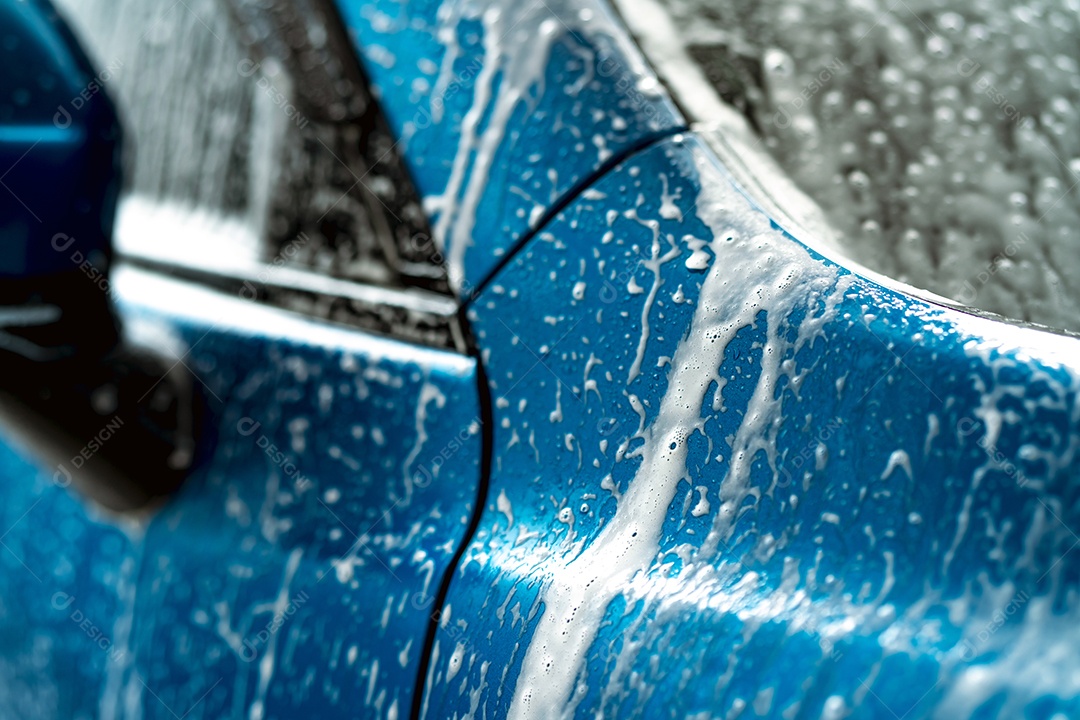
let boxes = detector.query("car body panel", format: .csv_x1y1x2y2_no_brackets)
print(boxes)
0,268,481,718
423,135,1080,719
0,0,121,280
332,0,684,295
0,437,136,718
5,0,1080,718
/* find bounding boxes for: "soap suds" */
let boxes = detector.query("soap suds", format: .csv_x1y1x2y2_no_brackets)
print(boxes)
507,145,846,718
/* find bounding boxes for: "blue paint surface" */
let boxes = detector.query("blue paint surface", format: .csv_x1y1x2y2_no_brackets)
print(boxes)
0,441,135,718
425,135,1080,719
333,0,684,293
4,0,1080,716
0,0,121,278
0,271,482,718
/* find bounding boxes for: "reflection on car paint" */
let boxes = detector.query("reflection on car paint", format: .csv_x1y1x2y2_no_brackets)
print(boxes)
334,0,684,293
4,0,1080,717
424,135,1080,719
0,269,481,718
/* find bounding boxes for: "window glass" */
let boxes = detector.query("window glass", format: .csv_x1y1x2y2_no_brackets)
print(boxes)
53,0,443,292
648,0,1080,332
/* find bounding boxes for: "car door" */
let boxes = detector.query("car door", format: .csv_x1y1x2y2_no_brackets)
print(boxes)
8,0,1080,719
431,133,1080,719
331,2,1080,720
0,1,481,717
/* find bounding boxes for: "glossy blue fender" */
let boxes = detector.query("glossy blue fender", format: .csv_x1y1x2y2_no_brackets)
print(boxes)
425,135,1080,719
3,0,1080,718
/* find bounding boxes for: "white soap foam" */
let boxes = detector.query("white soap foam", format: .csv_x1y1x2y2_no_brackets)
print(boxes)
507,144,846,718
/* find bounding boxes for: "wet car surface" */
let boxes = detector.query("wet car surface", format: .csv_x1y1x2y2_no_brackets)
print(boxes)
1,0,1079,718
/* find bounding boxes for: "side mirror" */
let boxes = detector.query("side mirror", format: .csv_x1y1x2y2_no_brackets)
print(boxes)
0,0,197,509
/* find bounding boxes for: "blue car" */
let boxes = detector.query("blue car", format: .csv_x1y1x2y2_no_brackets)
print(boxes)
2,0,1079,718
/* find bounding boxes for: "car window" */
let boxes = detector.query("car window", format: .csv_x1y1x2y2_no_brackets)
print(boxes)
619,0,1080,334
52,0,447,295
